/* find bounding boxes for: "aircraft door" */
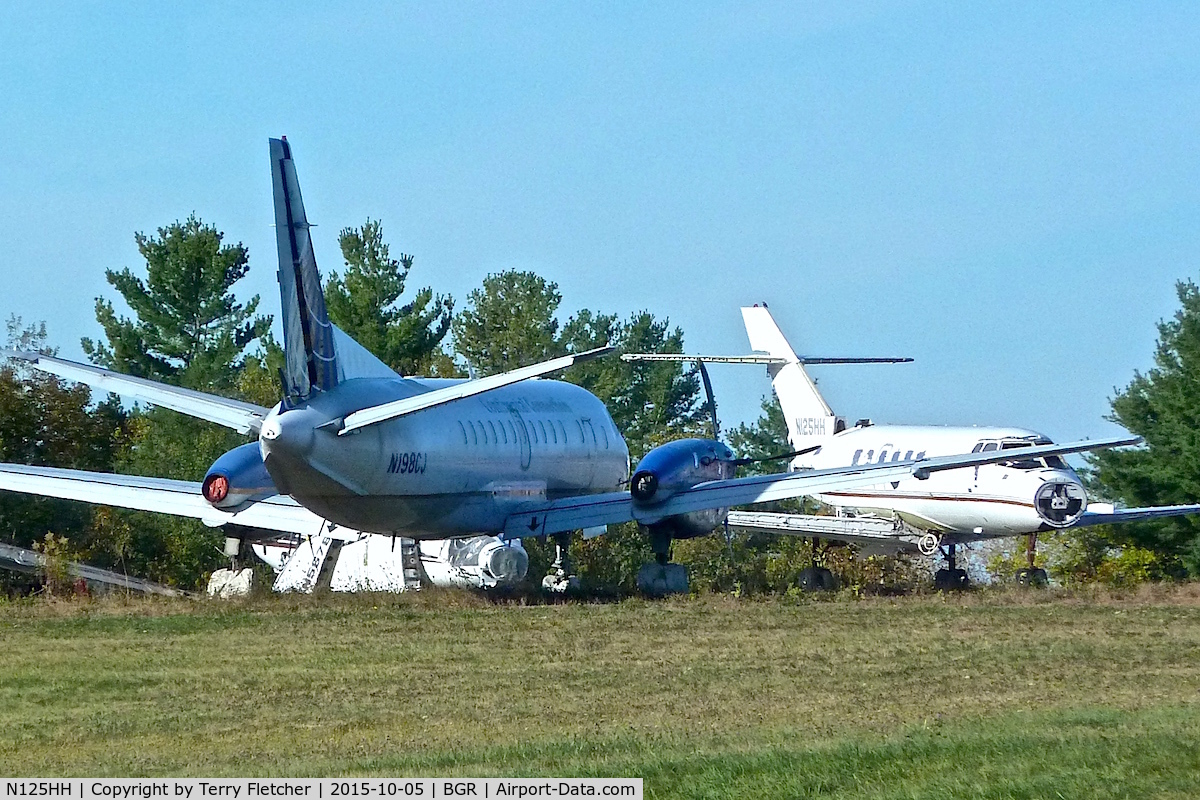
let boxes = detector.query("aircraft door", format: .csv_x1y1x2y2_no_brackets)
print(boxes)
972,441,999,493
510,410,532,471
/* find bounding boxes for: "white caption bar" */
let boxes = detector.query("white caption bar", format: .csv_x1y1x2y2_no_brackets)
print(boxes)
2,780,642,800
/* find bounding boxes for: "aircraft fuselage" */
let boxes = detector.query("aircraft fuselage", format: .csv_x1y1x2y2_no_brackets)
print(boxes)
259,376,629,538
793,425,1086,538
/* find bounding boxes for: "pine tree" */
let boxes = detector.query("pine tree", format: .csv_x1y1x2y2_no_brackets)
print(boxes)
81,215,271,392
1089,278,1200,574
324,219,454,375
452,270,565,376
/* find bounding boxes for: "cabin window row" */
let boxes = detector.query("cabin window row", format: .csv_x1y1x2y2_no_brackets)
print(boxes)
457,418,611,450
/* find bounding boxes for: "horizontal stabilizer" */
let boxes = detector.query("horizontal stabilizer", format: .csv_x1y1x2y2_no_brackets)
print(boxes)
336,346,615,435
2,350,270,434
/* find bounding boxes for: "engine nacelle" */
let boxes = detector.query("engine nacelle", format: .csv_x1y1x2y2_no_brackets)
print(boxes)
631,438,736,539
202,442,279,511
418,536,529,589
1034,479,1087,527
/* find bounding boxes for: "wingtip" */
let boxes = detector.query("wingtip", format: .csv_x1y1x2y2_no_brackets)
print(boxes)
0,349,38,362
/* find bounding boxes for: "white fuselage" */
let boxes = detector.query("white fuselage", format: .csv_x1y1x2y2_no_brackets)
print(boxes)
793,425,1085,538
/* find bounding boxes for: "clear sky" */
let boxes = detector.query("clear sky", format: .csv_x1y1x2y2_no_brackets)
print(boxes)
2,2,1198,443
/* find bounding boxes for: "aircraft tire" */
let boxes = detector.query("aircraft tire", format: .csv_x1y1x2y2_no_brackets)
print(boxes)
637,563,689,596
1016,568,1049,587
934,568,970,591
798,566,837,592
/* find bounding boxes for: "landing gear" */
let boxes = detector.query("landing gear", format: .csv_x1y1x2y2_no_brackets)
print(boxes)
1016,568,1048,586
636,527,689,596
933,542,969,590
541,532,580,594
1015,533,1048,586
798,537,837,592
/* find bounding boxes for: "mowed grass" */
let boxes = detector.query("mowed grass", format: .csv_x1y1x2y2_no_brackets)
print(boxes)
3,586,1200,798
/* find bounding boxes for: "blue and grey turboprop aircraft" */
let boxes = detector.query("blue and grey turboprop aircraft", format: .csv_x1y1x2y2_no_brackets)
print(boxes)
0,139,1143,594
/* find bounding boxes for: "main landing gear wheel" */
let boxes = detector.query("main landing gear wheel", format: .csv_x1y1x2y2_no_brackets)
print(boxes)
933,568,969,590
636,527,689,596
1016,568,1049,587
541,532,580,594
796,537,837,592
1016,534,1047,587
637,563,689,596
933,542,970,590
798,566,838,592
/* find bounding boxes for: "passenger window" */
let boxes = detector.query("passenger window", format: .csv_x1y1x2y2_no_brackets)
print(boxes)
507,420,517,443
538,420,549,444
600,424,609,449
478,421,489,444
528,421,538,444
468,421,479,446
488,420,498,445
458,420,468,445
556,420,568,444
575,420,586,444
904,450,913,460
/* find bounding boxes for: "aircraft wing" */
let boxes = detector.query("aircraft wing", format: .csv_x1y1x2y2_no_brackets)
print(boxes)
2,351,270,435
621,354,913,365
1069,503,1200,528
0,463,342,539
335,346,614,435
503,435,1141,537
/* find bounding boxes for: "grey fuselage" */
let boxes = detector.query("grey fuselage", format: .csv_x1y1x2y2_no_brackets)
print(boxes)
258,376,630,538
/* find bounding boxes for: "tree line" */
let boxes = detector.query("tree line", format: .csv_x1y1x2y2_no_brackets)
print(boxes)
2,215,1198,594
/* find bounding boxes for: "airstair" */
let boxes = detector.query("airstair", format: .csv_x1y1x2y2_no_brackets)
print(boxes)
725,510,924,555
272,533,424,593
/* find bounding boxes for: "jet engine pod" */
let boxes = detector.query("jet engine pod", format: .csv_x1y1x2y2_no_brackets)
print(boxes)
202,442,279,511
1034,480,1086,527
425,536,529,589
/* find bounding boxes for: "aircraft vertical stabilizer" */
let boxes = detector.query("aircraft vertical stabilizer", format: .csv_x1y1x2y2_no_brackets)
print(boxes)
270,137,338,400
741,306,839,447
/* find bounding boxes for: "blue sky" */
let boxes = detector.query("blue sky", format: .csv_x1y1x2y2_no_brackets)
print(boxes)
2,2,1198,442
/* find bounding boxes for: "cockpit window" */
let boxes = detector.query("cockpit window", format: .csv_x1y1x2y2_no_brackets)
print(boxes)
1000,439,1051,470
982,442,999,452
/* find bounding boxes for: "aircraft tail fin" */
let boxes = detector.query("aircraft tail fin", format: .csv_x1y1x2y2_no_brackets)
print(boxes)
741,305,841,447
270,137,338,400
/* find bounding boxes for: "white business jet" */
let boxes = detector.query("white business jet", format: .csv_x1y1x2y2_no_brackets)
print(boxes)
625,306,1200,589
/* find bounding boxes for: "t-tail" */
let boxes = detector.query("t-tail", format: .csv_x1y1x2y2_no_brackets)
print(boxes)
741,305,843,448
270,137,338,401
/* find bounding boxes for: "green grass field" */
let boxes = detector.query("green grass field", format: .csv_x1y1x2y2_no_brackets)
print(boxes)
3,587,1200,798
